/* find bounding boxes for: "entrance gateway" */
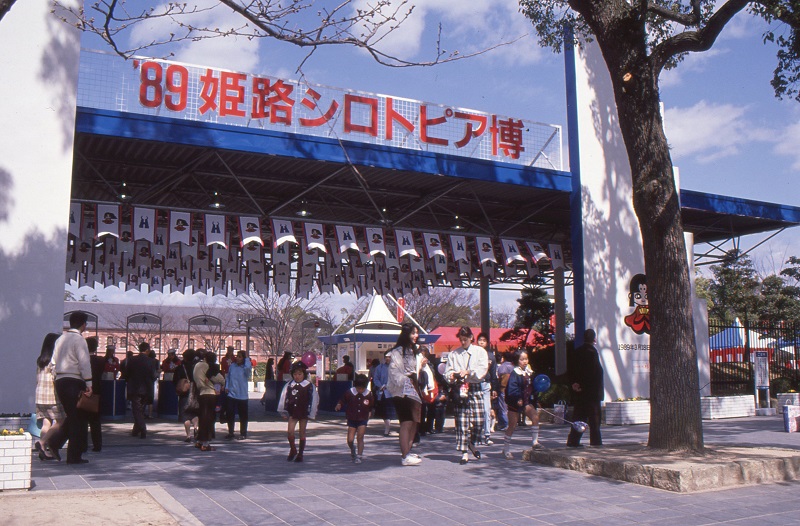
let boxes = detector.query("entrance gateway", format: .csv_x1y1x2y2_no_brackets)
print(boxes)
2,3,799,413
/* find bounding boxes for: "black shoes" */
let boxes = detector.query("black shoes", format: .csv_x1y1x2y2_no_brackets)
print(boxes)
66,459,89,465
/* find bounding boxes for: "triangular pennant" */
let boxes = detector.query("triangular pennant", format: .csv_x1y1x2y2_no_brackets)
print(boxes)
303,222,326,252
96,204,121,239
394,229,419,258
365,227,386,256
500,238,526,266
549,243,565,269
205,214,227,248
449,234,468,263
169,212,192,245
270,218,295,247
68,203,82,238
335,225,359,253
475,236,496,264
133,207,156,242
422,232,445,259
525,241,549,264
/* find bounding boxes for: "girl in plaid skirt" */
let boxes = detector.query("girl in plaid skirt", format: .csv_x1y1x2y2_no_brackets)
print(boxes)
444,327,489,465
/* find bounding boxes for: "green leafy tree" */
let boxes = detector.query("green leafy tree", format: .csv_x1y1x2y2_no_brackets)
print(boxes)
707,251,762,324
759,274,800,325
519,0,799,451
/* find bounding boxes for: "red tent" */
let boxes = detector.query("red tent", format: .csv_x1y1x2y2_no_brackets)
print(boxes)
428,326,542,355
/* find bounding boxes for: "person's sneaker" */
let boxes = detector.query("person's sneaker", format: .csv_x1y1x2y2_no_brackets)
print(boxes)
354,456,362,464
531,442,545,450
287,452,297,461
504,452,514,460
225,433,235,440
236,435,246,440
294,453,303,462
401,455,422,466
485,439,494,446
407,452,420,459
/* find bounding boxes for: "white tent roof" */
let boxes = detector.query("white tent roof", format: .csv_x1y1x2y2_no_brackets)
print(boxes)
348,295,401,334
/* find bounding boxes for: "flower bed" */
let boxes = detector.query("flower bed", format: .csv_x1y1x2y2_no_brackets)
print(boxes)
0,431,32,490
604,400,650,425
700,395,755,419
777,393,800,414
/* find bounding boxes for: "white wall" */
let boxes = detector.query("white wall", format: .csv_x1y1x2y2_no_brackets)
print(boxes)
571,43,710,401
0,0,80,413
571,41,650,400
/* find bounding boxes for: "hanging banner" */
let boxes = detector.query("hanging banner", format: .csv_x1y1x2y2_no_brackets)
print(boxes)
475,236,496,264
449,234,468,263
205,214,227,247
422,232,445,259
168,211,192,245
500,238,526,265
271,218,295,247
96,204,120,239
238,216,264,246
394,229,419,258
549,243,565,269
68,203,82,237
303,222,326,252
365,227,386,256
335,225,359,253
525,241,548,263
133,207,156,242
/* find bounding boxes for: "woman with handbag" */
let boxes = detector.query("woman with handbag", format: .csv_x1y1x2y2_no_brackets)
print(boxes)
173,349,199,442
444,326,488,465
387,322,426,466
193,350,225,451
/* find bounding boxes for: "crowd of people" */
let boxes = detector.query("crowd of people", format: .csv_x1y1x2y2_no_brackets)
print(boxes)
33,314,603,467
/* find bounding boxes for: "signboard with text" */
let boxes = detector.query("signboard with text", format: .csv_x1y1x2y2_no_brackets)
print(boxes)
76,50,562,170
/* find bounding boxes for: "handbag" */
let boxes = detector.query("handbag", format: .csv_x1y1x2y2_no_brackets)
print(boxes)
185,383,200,413
175,365,191,396
77,391,100,413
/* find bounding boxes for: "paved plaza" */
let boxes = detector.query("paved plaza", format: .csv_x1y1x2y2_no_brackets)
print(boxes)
18,398,800,525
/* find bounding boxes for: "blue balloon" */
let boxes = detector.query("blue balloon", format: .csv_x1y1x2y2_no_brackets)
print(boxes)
533,374,551,393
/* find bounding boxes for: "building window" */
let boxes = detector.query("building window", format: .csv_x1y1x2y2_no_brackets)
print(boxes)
106,336,115,348
188,339,195,350
248,339,254,351
234,340,241,350
171,338,179,349
120,337,127,349
154,338,161,350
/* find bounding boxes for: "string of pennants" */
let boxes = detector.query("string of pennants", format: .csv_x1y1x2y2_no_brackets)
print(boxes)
66,203,565,298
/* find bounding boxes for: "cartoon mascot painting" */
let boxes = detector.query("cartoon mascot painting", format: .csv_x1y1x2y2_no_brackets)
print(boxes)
624,273,650,335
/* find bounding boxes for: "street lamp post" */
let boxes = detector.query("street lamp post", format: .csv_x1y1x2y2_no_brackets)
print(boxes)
241,317,277,361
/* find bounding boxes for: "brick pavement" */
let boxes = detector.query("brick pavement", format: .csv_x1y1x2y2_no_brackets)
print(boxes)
25,400,800,525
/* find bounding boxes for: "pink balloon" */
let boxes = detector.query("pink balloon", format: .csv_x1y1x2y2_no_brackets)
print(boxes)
437,363,446,376
301,351,317,367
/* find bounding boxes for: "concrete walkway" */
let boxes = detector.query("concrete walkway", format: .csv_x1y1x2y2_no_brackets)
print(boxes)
21,401,800,525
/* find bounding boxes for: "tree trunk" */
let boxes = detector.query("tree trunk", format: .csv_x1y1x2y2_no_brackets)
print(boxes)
595,27,704,451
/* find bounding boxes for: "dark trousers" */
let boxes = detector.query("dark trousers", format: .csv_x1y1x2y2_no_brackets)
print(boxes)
420,403,434,433
226,397,249,436
87,409,102,450
567,400,602,446
53,377,88,462
433,403,447,433
130,394,147,436
197,394,217,442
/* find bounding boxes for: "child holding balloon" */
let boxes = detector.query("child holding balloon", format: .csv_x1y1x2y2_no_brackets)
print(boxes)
502,348,544,459
278,362,319,462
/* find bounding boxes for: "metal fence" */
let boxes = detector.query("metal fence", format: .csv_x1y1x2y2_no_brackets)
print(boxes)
709,319,800,395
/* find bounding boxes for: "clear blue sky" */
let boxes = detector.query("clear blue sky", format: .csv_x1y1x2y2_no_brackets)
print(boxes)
74,0,799,310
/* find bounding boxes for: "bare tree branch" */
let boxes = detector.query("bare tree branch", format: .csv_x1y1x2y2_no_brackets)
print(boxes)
54,0,521,68
650,0,749,75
